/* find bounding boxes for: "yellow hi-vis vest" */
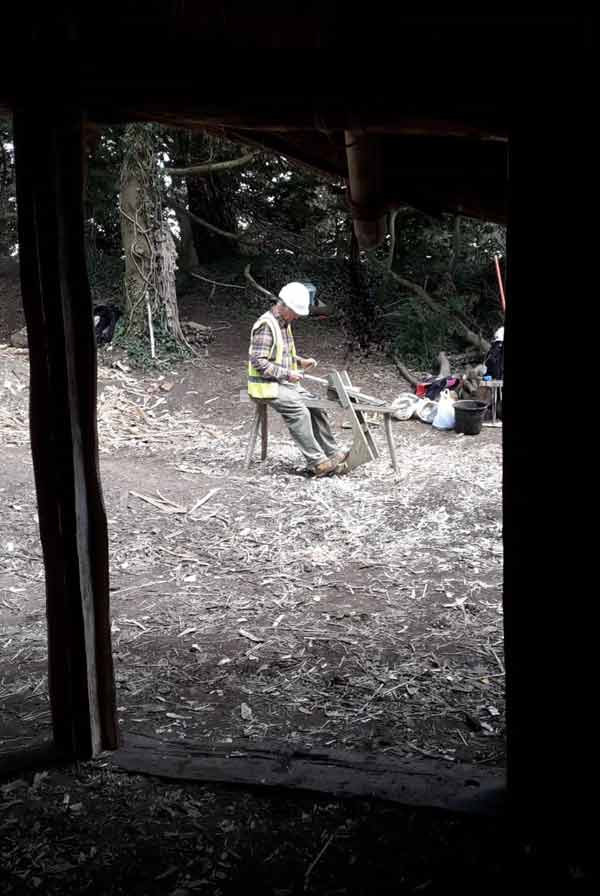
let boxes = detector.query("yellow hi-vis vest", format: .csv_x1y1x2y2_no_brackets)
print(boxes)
247,311,298,399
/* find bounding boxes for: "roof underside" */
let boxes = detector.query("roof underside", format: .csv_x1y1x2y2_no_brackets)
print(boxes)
1,14,579,238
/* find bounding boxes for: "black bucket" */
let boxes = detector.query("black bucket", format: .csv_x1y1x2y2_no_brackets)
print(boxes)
454,400,488,435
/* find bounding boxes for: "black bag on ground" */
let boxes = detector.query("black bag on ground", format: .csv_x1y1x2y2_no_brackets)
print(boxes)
94,304,121,345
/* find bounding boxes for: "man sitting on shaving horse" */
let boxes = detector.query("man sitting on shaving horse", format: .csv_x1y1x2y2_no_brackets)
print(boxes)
248,282,348,477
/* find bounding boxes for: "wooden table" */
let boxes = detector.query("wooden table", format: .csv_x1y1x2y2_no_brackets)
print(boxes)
480,379,503,423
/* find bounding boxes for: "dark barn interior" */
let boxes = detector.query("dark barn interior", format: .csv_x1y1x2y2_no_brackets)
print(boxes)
0,10,591,891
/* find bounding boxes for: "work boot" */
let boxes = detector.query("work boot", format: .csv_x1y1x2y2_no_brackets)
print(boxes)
328,448,349,466
310,456,339,477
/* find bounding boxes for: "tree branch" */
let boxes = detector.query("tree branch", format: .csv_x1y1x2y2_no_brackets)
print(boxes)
392,355,419,387
170,199,336,262
244,264,277,299
371,255,490,353
167,151,258,177
173,202,252,244
242,264,330,316
188,271,246,290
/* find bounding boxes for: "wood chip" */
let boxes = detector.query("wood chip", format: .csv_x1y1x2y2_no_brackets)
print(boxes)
238,629,263,643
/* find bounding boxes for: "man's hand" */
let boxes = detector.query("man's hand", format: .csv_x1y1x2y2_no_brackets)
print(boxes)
288,371,303,383
300,357,318,371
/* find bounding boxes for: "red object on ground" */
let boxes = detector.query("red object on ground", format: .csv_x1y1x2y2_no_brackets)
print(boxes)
416,383,428,398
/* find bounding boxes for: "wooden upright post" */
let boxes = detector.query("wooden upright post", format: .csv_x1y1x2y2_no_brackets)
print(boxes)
504,36,589,872
13,106,118,758
244,403,264,469
329,370,376,471
259,403,268,460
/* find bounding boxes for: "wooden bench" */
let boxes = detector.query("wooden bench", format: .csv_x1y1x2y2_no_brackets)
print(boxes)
242,370,399,473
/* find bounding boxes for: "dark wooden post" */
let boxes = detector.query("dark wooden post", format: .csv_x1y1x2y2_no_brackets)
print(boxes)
504,41,589,871
13,106,118,758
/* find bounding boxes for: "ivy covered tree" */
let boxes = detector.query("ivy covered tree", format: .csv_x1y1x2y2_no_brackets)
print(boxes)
119,123,183,348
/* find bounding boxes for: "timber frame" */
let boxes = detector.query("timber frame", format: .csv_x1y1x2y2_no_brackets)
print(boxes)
13,107,118,757
0,12,590,871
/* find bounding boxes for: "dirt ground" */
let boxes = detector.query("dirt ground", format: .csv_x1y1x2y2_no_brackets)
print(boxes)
0,276,510,893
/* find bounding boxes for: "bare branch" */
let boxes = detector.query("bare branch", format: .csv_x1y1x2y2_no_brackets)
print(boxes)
173,202,252,243
392,351,449,388
188,271,246,290
370,254,490,353
167,151,258,177
169,201,336,262
392,355,419,387
244,264,276,299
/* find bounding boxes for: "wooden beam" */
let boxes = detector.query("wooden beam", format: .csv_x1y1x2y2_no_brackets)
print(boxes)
112,733,506,817
224,129,508,228
13,106,118,759
503,60,590,869
383,414,399,473
244,402,263,470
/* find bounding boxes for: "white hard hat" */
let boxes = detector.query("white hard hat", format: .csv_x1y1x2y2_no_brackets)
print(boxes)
278,282,310,316
493,326,505,342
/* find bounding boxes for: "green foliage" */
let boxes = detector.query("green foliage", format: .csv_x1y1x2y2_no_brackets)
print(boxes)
236,153,347,258
85,126,125,256
112,317,192,370
0,117,17,257
362,210,506,365
86,243,123,307
387,298,464,368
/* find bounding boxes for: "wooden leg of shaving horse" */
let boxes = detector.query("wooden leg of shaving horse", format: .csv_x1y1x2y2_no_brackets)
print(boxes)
329,370,377,472
244,403,262,470
259,402,268,460
383,413,398,472
341,371,379,461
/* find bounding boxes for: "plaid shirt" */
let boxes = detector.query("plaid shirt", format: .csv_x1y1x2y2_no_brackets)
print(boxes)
249,306,297,382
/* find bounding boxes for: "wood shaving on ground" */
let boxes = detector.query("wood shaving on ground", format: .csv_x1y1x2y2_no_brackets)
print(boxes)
0,347,505,766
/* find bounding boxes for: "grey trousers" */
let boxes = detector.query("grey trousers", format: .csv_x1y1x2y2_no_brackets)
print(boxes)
270,385,339,467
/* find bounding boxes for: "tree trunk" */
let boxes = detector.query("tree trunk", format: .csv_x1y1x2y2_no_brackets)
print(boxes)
174,204,200,272
119,144,151,334
0,120,17,257
156,223,184,343
119,124,182,346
